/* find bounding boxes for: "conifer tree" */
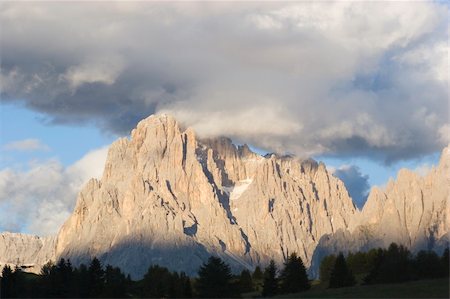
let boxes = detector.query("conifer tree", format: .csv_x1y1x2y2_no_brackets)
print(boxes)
329,253,356,288
88,257,105,297
279,253,310,293
319,254,336,283
102,265,127,298
196,256,237,298
253,266,263,280
1,265,14,298
441,247,449,277
262,260,278,297
239,269,254,293
142,265,172,297
414,250,442,279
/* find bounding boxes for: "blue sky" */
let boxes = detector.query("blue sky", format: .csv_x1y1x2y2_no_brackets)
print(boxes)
0,103,115,169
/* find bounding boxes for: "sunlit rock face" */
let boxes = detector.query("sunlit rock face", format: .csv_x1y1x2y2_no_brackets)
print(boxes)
54,114,357,278
310,146,450,277
0,232,55,273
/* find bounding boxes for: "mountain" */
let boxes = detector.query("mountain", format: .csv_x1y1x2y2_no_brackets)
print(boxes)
0,232,55,273
53,114,357,278
0,114,448,279
310,146,449,277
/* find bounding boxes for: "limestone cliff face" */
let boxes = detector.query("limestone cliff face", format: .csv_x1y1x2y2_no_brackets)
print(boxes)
359,147,449,249
54,114,357,278
310,146,449,277
0,233,55,273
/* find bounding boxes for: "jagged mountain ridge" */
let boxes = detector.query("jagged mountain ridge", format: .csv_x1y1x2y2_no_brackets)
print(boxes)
53,114,357,278
0,114,447,279
310,146,449,277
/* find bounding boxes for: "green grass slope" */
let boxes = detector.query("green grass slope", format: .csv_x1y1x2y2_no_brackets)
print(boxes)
275,278,449,298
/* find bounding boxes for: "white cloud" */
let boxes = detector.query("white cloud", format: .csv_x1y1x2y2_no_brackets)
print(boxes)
3,138,50,152
61,56,124,90
0,146,109,236
413,163,432,177
0,2,447,162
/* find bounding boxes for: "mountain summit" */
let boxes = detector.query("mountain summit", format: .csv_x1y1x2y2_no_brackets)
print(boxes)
54,114,357,278
0,114,448,279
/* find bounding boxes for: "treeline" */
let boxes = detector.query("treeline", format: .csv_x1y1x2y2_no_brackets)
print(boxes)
0,253,310,298
1,257,197,298
320,243,449,288
1,244,448,298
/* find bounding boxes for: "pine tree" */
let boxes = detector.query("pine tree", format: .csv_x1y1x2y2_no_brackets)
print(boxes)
142,265,172,297
76,263,90,298
88,257,105,297
363,248,384,284
252,266,264,291
279,253,310,294
329,253,356,288
239,269,254,293
102,265,127,298
414,250,442,279
196,256,237,298
262,260,278,297
1,265,14,298
180,272,193,298
253,266,263,280
441,247,449,277
319,254,336,283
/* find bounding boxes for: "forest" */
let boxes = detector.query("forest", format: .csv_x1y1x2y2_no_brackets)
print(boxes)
0,243,448,298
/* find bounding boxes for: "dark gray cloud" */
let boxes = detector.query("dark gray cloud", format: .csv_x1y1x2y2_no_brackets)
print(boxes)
333,165,370,209
0,2,448,163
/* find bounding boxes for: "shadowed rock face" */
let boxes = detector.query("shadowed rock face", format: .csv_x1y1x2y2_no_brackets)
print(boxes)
1,114,447,279
52,114,357,278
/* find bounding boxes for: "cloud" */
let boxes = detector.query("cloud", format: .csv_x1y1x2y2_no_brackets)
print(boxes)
0,2,448,163
332,165,370,209
0,146,109,236
413,163,433,177
3,138,50,152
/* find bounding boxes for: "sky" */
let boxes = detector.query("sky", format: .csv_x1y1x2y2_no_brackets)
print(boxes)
0,2,448,236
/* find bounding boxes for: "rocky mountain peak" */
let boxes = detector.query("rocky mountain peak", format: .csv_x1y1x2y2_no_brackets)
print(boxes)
50,113,359,278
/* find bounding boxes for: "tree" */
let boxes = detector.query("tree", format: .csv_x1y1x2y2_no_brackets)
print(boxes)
1,265,14,298
88,257,105,297
102,265,127,298
75,263,90,298
196,256,237,298
347,251,369,275
142,265,172,298
253,266,263,280
363,248,384,284
329,253,356,288
379,243,412,283
441,247,449,277
179,272,193,298
414,250,442,279
55,258,75,297
262,260,278,297
252,266,264,291
364,243,413,284
279,253,310,294
239,269,254,293
319,254,336,283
